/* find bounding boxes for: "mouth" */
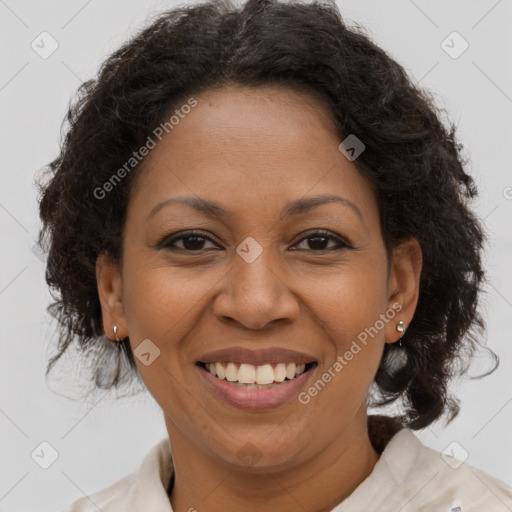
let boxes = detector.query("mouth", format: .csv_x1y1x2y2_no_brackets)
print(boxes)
195,360,318,410
195,361,317,389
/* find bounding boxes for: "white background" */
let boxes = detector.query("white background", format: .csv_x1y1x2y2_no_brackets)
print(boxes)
0,0,511,510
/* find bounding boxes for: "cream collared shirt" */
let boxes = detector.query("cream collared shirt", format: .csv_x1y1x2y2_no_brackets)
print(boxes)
62,423,512,511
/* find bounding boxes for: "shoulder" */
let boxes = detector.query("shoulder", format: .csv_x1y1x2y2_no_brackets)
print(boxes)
385,428,512,511
61,472,137,512
61,437,173,512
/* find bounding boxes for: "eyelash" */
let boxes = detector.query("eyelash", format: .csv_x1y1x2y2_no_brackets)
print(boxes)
156,229,353,253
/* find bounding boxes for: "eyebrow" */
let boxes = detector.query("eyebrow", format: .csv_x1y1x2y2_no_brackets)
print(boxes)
147,193,363,221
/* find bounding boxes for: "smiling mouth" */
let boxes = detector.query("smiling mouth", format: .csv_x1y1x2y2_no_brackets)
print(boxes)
196,361,317,389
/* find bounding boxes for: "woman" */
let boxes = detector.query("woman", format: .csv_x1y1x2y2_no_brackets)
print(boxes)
36,0,512,510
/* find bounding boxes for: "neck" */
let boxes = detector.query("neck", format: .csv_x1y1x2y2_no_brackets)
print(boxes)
166,409,381,512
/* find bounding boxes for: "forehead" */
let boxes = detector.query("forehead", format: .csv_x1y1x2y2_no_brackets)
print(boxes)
128,85,378,226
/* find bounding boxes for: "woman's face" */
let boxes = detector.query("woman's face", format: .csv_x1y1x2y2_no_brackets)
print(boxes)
97,84,421,470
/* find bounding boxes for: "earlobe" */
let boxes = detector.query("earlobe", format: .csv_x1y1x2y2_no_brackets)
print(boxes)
95,252,127,340
384,237,422,344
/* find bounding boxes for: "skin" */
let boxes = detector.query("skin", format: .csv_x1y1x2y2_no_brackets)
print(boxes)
96,84,422,512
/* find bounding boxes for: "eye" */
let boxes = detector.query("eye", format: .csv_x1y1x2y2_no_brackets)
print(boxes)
157,230,219,251
291,230,352,252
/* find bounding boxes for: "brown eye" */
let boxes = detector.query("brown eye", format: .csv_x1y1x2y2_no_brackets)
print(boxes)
291,230,352,252
157,231,219,251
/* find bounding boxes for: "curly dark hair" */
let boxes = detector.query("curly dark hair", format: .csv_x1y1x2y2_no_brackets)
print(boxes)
36,0,498,428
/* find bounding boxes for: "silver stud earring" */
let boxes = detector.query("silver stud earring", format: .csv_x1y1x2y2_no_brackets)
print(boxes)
396,320,406,348
113,325,120,350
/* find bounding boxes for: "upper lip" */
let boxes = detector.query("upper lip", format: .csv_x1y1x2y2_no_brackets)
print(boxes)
197,346,317,366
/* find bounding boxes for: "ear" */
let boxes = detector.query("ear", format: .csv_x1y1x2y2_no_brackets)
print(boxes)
96,252,127,340
384,237,422,344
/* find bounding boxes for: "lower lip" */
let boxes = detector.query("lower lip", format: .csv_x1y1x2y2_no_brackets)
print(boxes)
197,364,316,411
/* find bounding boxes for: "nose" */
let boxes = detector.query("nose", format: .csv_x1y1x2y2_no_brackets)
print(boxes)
212,249,301,330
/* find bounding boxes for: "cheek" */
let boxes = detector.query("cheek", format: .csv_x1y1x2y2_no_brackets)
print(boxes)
121,257,221,342
120,261,210,410
310,258,388,340
305,257,388,399
304,270,387,418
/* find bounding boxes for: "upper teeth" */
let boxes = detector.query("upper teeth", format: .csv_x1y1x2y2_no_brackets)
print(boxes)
205,362,307,384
